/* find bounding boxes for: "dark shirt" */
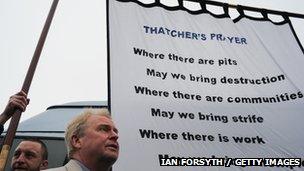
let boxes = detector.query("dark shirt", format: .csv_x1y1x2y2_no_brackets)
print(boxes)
0,124,3,135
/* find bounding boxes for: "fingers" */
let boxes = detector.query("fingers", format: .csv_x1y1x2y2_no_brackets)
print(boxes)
8,91,30,112
15,91,29,103
15,91,27,97
9,98,26,112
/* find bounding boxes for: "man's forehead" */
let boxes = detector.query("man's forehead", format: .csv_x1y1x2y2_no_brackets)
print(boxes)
16,141,41,151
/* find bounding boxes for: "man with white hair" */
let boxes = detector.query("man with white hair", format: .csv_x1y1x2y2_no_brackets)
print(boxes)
47,108,119,171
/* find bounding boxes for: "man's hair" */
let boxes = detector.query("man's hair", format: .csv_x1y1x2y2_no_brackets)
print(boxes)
65,108,111,158
22,138,48,160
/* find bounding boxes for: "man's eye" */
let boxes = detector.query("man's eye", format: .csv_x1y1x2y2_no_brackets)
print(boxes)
99,125,110,132
13,151,20,157
25,152,36,159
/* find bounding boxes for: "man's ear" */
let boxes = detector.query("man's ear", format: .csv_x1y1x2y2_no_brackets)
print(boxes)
71,134,82,149
40,160,48,170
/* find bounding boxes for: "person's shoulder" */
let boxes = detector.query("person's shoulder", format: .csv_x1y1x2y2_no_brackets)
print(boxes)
43,167,64,171
43,166,66,171
44,159,85,171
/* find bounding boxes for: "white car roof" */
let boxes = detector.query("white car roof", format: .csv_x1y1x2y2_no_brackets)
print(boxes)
15,101,108,138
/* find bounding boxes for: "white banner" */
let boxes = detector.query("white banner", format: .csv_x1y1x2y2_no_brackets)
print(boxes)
109,1,304,170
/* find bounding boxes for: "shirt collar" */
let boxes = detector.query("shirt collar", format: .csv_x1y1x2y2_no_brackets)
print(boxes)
73,159,91,171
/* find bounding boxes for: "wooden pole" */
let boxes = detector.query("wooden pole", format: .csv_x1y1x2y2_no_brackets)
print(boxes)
0,0,59,170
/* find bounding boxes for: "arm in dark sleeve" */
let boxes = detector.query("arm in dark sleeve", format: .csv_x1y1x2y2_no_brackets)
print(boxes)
0,124,3,135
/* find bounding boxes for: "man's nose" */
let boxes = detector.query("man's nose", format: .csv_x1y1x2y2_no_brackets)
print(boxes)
109,130,119,141
15,153,26,162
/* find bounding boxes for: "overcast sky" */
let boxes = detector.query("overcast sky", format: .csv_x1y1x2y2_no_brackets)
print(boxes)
0,0,303,124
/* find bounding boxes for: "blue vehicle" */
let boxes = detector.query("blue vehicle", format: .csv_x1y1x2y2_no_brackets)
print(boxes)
0,101,107,170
